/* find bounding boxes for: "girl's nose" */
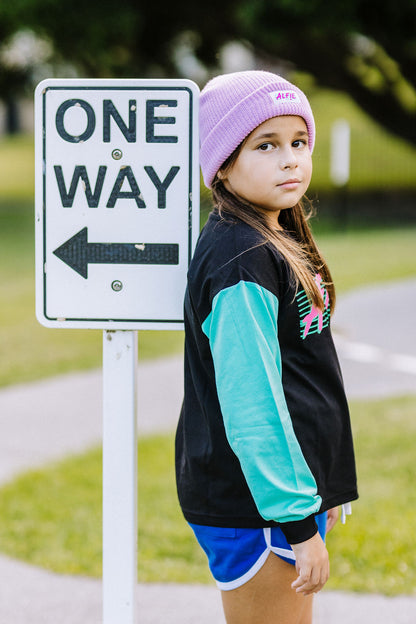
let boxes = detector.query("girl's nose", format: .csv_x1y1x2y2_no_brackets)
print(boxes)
279,148,297,170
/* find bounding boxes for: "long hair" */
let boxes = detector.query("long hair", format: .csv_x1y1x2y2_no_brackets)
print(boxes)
211,165,336,312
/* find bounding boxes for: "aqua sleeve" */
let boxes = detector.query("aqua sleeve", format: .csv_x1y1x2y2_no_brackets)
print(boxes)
202,280,322,524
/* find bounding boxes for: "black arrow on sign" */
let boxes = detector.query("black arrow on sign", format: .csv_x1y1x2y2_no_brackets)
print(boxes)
53,227,179,279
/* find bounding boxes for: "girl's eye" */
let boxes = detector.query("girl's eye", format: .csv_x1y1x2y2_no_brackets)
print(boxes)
293,139,307,149
257,142,273,151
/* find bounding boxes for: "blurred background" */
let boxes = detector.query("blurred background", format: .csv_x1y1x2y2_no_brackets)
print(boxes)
1,0,416,384
0,0,415,602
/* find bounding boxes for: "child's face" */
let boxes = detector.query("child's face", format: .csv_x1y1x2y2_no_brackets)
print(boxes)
220,115,312,227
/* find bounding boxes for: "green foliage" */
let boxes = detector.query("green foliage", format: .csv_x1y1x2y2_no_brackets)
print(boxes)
0,396,415,593
0,0,184,78
2,0,416,145
232,1,416,145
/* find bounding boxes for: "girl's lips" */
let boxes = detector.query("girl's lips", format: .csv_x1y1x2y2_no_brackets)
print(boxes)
278,179,301,188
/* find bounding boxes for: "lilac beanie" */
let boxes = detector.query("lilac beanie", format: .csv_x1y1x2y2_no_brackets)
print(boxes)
200,70,315,188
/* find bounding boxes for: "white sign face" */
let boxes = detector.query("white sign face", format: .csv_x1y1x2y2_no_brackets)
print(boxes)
35,78,199,329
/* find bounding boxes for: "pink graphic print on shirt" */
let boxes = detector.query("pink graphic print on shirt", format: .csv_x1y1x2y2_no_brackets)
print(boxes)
296,274,330,340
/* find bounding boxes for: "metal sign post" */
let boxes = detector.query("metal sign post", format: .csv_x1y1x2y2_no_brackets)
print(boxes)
102,330,138,624
34,78,199,624
330,118,350,187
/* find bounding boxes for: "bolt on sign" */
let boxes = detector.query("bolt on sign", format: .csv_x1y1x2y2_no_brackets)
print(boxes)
35,79,200,329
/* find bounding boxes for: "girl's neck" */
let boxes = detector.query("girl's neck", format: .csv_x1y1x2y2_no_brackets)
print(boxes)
253,206,283,230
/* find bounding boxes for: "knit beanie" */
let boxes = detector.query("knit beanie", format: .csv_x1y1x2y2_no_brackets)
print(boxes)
200,70,315,189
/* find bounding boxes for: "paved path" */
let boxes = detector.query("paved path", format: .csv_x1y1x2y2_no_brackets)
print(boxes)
2,552,416,624
333,277,416,399
0,278,415,623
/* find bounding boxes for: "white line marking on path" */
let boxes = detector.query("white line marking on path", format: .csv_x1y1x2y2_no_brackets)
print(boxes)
334,337,416,377
390,354,416,376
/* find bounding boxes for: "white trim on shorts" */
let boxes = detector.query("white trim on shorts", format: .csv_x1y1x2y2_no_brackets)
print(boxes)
216,528,296,591
265,527,296,563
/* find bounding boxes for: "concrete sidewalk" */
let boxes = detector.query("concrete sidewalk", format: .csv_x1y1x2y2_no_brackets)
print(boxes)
0,278,415,622
1,551,416,624
0,356,183,486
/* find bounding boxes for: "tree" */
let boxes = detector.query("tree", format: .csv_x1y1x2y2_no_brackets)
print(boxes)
218,0,416,146
0,5,31,131
1,0,415,145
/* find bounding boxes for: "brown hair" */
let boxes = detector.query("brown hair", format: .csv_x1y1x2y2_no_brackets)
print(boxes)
211,150,335,311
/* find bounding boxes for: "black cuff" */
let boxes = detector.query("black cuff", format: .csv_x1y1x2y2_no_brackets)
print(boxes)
279,515,318,544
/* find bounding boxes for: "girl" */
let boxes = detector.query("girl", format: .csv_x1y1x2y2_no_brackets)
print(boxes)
175,70,358,624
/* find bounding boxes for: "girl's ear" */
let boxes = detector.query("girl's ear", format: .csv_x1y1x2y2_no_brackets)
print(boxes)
217,169,225,180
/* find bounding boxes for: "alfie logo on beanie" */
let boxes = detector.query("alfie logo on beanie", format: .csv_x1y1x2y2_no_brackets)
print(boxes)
269,90,301,105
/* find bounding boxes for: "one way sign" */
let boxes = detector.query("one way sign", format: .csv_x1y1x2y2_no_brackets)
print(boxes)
35,78,199,329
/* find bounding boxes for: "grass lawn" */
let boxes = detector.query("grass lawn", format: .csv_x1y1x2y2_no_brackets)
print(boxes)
307,87,416,191
0,395,415,594
326,395,416,595
315,225,416,292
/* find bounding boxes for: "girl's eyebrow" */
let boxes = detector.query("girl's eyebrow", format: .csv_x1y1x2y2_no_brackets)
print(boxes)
249,130,309,142
251,132,276,141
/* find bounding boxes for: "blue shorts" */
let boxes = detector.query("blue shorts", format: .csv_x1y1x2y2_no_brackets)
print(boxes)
189,512,327,591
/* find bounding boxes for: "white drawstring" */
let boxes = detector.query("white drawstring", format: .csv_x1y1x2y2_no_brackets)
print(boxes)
341,502,352,524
